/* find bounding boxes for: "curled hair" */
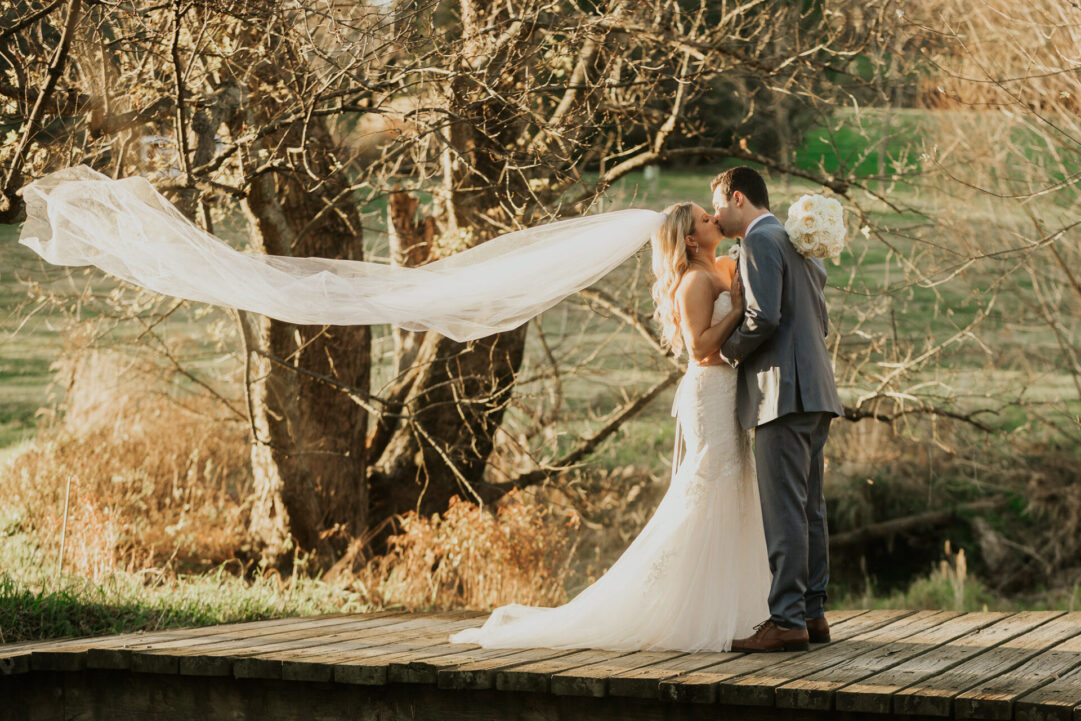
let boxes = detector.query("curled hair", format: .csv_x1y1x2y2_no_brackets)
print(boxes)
650,202,697,356
711,165,770,211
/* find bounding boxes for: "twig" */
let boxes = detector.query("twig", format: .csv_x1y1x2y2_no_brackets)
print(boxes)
506,368,683,487
1,0,83,221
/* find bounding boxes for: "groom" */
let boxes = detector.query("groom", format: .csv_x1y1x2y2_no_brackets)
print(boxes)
712,167,844,652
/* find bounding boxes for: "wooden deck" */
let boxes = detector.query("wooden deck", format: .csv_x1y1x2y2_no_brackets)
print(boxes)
2,609,1081,720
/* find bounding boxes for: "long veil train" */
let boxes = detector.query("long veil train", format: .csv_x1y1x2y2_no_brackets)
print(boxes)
18,166,665,340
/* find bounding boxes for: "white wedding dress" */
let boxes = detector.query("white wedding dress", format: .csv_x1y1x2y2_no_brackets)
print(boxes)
450,292,771,653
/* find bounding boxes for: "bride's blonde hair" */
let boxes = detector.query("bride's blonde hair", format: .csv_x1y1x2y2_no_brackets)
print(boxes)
650,202,697,356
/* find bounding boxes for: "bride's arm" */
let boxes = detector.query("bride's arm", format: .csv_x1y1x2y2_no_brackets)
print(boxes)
693,270,745,366
676,272,745,364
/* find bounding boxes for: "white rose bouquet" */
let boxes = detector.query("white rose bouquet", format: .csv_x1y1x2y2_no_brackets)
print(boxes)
783,194,846,261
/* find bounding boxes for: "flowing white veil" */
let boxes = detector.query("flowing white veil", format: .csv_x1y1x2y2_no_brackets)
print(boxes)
17,166,665,342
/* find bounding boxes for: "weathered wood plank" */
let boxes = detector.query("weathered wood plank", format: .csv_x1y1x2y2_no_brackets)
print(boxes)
657,608,885,704
892,612,1081,717
286,613,485,665
659,651,795,704
776,611,1009,711
385,646,529,685
83,613,386,671
1012,652,1081,721
714,609,935,707
495,648,640,694
5,628,194,673
229,613,485,680
549,650,688,697
6,612,349,655
248,615,490,684
954,624,1081,720
134,612,402,655
807,609,869,626
437,647,584,690
30,626,265,673
0,613,359,677
376,630,546,685
271,623,521,685
608,651,739,698
834,611,1062,715
123,613,412,675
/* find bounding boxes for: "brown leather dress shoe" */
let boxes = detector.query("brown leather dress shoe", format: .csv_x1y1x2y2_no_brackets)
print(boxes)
731,620,810,652
806,616,830,643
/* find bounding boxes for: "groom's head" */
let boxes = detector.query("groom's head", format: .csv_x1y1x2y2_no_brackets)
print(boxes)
711,166,770,238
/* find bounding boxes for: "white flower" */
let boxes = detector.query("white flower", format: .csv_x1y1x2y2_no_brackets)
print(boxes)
784,193,847,260
728,244,740,259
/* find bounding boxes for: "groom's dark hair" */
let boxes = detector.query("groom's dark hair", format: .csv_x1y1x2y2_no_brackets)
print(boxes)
711,166,770,211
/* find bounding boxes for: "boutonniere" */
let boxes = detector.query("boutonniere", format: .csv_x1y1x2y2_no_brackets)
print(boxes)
727,242,741,260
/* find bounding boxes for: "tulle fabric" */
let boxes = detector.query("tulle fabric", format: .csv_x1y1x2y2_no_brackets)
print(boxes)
17,166,665,342
449,293,771,652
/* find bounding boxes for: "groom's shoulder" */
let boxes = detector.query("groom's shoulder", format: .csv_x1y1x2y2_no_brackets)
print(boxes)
745,218,787,250
757,214,786,237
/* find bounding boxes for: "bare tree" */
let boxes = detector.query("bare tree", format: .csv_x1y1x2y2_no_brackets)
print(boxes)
2,0,897,568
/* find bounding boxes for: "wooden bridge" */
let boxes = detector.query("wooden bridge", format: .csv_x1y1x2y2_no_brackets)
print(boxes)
2,608,1081,720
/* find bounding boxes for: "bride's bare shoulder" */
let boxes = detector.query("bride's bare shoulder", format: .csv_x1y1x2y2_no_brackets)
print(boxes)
675,268,716,307
676,267,713,291
714,256,736,289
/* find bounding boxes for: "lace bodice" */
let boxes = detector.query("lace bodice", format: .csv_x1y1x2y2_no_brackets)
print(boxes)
712,290,733,324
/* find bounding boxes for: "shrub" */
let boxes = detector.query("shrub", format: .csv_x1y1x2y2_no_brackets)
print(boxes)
343,491,580,611
0,347,251,580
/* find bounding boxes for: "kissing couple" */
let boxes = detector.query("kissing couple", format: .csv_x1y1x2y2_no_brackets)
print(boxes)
451,166,845,653
19,163,846,653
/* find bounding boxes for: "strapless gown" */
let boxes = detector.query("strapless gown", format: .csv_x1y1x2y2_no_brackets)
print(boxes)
449,292,771,652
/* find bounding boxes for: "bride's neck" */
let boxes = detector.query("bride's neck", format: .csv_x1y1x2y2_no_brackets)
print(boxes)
688,255,715,271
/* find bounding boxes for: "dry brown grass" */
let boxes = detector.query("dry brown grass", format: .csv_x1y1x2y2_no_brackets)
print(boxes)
339,491,581,611
0,345,252,582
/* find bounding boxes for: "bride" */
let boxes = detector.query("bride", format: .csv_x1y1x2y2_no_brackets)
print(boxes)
448,202,771,653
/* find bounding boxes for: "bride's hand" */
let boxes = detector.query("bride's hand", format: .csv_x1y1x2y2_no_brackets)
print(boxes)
695,352,727,367
729,268,745,314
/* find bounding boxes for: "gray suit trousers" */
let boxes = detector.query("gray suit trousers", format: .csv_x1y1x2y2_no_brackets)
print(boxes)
753,411,832,628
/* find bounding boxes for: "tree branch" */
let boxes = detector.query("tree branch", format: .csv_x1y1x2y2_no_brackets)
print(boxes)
502,368,683,489
830,496,1009,549
1,0,83,223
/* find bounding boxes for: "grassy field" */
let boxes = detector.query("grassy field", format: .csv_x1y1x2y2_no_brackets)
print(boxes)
0,222,62,451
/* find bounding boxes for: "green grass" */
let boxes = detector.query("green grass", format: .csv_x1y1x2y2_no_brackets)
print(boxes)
795,108,928,178
0,511,370,644
833,564,1081,614
0,223,62,448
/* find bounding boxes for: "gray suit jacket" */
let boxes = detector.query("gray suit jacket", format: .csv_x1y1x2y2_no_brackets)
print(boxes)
721,215,844,429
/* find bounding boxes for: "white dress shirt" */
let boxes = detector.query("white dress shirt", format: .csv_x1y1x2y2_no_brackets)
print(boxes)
744,212,776,238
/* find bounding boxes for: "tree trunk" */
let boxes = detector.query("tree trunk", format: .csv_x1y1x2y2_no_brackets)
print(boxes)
366,326,528,548
236,46,371,570
364,175,529,555
387,190,434,375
